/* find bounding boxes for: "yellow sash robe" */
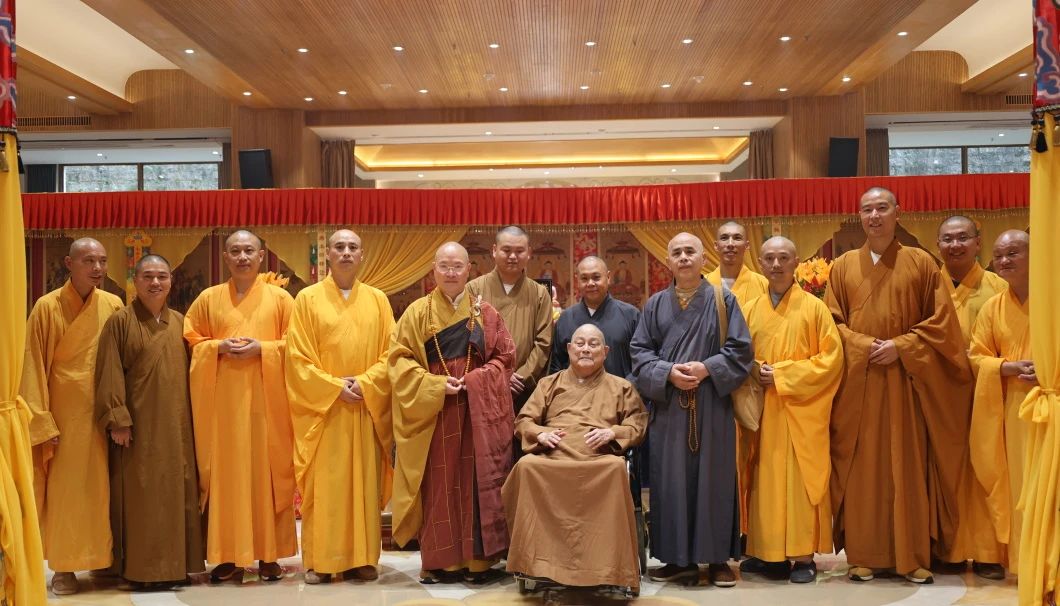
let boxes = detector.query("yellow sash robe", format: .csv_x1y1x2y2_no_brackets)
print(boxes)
20,281,122,571
743,286,843,561
941,263,1009,563
184,277,297,566
968,289,1031,569
285,276,394,574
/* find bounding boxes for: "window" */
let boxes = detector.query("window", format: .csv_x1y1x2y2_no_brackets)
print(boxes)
143,163,220,191
967,146,1031,174
63,165,138,193
888,148,962,176
61,162,221,192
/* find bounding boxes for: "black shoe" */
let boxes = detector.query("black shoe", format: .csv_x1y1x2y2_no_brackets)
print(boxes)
739,557,791,578
790,561,817,584
648,563,699,582
972,561,1006,580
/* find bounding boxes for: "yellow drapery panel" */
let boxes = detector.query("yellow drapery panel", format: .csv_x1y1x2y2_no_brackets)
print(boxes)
149,230,212,270
353,227,468,295
259,230,313,283
900,217,946,256
977,213,1030,262
66,230,128,288
0,134,48,605
1018,113,1060,606
898,212,1030,268
779,217,843,259
627,221,763,275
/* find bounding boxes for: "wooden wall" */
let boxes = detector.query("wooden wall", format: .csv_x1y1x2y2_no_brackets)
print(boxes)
864,50,1022,114
230,108,321,188
772,93,866,179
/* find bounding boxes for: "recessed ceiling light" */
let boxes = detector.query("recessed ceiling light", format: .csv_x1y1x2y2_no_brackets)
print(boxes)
499,87,509,92
485,131,493,135
418,89,428,94
488,42,500,49
998,133,1006,137
96,153,103,157
417,173,424,178
242,91,252,96
712,126,720,130
742,81,753,86
1018,72,1029,77
392,45,404,51
297,47,309,53
338,90,347,95
304,97,313,102
842,76,852,82
671,168,678,172
661,83,672,88
682,39,693,44
585,41,596,47
778,87,789,92
212,151,220,155
488,168,494,171
779,35,792,42
67,95,76,100
544,171,550,175
579,85,589,90
184,48,195,54
897,31,908,37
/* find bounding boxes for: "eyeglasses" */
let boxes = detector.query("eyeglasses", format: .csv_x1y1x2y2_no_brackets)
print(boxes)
436,264,467,275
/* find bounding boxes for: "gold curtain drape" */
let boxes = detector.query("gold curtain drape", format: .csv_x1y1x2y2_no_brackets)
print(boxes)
321,140,356,188
896,211,1030,266
866,128,890,177
748,130,774,179
627,221,764,275
259,230,314,283
1018,113,1060,606
778,216,843,259
66,230,128,288
149,230,212,273
354,227,468,295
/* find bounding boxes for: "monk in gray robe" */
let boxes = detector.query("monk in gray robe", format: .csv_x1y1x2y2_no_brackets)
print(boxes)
630,232,753,587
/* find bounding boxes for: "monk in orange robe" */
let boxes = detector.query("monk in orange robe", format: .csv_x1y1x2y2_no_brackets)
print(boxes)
21,238,123,595
826,187,972,584
184,230,296,583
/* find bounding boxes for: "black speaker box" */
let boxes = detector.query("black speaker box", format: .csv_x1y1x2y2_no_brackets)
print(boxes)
827,137,859,177
238,149,275,189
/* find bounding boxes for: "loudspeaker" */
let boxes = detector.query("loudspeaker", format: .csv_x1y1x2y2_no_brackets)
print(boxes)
238,149,274,189
827,137,859,178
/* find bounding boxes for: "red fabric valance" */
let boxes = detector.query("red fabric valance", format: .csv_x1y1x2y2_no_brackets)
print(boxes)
22,173,1029,229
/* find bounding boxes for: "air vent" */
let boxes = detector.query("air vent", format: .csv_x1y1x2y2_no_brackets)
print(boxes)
1005,94,1033,106
19,116,92,127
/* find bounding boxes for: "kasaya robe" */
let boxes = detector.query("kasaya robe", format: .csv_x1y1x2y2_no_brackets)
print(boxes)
968,288,1031,569
94,300,205,583
550,294,640,379
390,287,515,571
825,240,972,574
503,368,647,589
20,281,122,571
940,263,1008,564
284,275,394,574
184,276,296,566
743,285,842,562
630,279,754,565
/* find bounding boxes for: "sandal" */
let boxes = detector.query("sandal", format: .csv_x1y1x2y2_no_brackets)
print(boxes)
209,562,244,584
259,561,283,582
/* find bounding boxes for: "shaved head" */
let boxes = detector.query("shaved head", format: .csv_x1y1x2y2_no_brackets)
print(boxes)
995,229,1029,249
135,254,171,275
861,186,897,207
572,323,605,341
328,229,361,248
225,229,263,249
938,215,978,237
668,232,704,253
761,236,796,257
435,241,469,262
69,237,105,258
496,225,529,244
717,221,747,239
576,255,608,272
568,322,609,377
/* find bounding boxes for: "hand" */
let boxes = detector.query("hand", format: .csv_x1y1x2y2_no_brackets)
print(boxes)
868,339,898,365
338,379,363,404
584,427,616,451
1019,372,1039,386
444,376,463,395
536,430,565,449
110,427,132,447
1002,360,1034,378
669,363,699,390
686,361,710,381
217,338,242,354
227,337,261,359
49,436,59,446
510,373,526,395
759,363,774,385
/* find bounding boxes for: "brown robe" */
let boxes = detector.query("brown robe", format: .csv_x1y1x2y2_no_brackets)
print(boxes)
95,299,205,583
503,368,647,589
826,240,972,574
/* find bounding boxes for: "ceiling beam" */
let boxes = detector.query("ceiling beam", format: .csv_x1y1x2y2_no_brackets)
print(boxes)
962,44,1034,94
80,0,276,108
816,0,978,96
18,49,133,115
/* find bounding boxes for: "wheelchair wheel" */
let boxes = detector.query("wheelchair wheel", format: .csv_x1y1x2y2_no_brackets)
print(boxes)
624,586,640,598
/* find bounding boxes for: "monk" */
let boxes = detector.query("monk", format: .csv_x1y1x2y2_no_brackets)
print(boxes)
706,220,769,542
967,230,1033,575
936,216,1009,579
631,232,754,587
390,242,516,583
826,187,972,584
285,229,394,584
550,256,640,378
505,323,647,590
94,255,205,589
184,230,296,583
739,237,843,584
467,226,552,411
21,238,122,595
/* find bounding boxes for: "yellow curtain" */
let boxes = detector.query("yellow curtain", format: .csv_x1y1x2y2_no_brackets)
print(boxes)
900,215,945,255
259,230,314,283
0,134,48,605
627,221,762,275
149,230,211,271
977,212,1030,263
1018,113,1060,606
354,227,467,295
779,216,843,259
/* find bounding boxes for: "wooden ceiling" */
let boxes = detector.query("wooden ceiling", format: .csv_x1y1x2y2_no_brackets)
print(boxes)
81,0,976,111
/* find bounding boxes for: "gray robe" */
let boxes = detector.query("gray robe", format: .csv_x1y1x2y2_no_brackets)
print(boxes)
550,294,640,379
630,280,753,565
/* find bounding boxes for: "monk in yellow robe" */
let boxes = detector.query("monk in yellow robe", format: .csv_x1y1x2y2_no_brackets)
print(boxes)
467,226,552,412
967,230,1033,575
936,216,1009,578
705,221,769,540
391,242,516,583
285,229,394,584
826,187,972,584
20,238,122,595
740,237,842,584
184,230,296,583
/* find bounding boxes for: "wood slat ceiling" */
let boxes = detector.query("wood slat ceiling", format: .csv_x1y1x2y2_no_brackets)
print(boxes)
84,0,961,111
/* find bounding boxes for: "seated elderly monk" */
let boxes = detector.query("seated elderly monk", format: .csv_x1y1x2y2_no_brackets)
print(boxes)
502,323,648,591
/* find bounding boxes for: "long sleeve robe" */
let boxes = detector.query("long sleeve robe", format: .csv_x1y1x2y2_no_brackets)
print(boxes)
940,263,1008,564
968,289,1031,569
825,240,972,574
503,368,647,589
284,275,394,574
20,282,122,571
743,286,843,562
549,294,640,379
94,300,205,583
390,288,516,571
630,279,754,565
184,277,296,567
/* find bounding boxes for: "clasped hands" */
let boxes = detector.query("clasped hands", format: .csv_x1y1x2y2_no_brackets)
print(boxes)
218,336,262,359
536,427,616,451
338,376,364,403
868,339,898,365
1001,359,1039,385
668,361,709,390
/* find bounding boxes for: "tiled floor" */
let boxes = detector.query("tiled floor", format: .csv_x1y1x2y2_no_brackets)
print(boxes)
44,552,1018,605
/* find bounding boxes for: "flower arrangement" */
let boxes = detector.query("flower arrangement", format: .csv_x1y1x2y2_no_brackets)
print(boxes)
795,257,832,299
260,271,290,289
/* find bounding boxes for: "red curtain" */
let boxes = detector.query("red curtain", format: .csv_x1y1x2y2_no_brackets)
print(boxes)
23,173,1029,229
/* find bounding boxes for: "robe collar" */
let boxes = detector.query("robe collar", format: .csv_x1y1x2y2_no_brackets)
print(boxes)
59,279,93,315
563,364,607,389
430,284,472,329
132,297,171,325
579,293,612,317
941,263,985,308
323,273,360,305
486,268,526,296
858,238,901,273
226,274,263,304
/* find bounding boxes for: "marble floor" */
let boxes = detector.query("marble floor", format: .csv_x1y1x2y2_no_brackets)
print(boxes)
44,552,1018,605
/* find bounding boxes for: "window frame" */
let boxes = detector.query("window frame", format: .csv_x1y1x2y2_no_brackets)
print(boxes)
60,161,222,192
888,144,1029,176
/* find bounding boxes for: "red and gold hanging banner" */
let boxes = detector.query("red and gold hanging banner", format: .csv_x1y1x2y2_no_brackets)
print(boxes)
0,0,14,132
1035,0,1060,110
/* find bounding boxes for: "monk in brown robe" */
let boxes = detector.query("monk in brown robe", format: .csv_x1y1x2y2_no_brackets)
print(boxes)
95,255,205,589
391,242,516,583
826,187,972,584
504,323,647,592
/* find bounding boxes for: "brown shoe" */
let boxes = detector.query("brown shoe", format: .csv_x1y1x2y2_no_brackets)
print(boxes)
648,563,698,582
972,562,1006,580
209,562,244,584
304,569,331,584
709,563,737,587
259,561,284,582
343,565,378,581
51,572,78,595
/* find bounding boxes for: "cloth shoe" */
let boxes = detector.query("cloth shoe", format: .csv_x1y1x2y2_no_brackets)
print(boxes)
708,563,737,587
905,568,934,584
51,572,78,595
972,562,1006,580
848,566,875,581
304,569,331,584
739,557,791,578
343,565,379,581
648,563,698,582
789,560,817,584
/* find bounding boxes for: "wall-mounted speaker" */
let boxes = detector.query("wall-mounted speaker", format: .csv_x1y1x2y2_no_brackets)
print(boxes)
238,149,274,189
